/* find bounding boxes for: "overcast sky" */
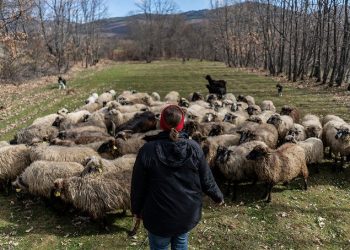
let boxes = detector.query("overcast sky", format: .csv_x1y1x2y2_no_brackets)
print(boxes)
104,0,210,17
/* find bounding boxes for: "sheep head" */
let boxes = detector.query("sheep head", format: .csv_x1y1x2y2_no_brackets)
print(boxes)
52,116,63,127
246,106,260,116
247,116,263,124
246,145,270,160
238,130,256,144
223,113,237,123
204,112,217,122
237,95,249,103
267,114,282,126
215,146,232,164
280,105,293,115
53,178,65,199
57,108,69,116
97,139,119,157
192,92,203,102
83,157,104,175
184,120,199,136
305,126,321,138
208,124,224,136
230,102,238,112
12,176,29,194
335,128,350,141
284,135,297,144
206,94,217,103
191,132,206,144
179,98,190,108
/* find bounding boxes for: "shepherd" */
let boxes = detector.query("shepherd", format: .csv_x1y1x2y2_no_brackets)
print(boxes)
130,105,224,250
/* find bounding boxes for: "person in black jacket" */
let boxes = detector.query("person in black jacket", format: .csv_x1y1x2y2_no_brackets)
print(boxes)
131,105,224,250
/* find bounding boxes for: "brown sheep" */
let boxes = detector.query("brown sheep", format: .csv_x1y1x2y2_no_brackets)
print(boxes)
246,143,309,202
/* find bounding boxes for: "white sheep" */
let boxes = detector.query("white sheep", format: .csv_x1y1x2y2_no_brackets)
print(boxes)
301,114,322,139
0,145,31,189
30,145,99,164
164,91,180,103
260,100,276,112
151,92,161,101
12,161,84,198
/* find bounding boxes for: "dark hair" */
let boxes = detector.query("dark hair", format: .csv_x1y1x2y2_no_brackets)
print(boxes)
162,106,183,141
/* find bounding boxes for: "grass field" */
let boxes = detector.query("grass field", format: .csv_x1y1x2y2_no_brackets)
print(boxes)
1,60,350,249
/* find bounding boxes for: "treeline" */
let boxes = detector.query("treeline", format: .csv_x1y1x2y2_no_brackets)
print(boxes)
120,0,350,87
0,0,105,82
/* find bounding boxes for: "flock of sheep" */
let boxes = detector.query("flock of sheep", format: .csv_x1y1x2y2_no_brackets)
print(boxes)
0,84,349,227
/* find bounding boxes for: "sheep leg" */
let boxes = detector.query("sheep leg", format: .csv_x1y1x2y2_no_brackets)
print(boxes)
225,181,231,196
231,181,238,201
303,178,308,190
339,156,345,172
332,157,338,172
128,217,141,237
327,148,332,159
116,209,127,217
264,183,273,203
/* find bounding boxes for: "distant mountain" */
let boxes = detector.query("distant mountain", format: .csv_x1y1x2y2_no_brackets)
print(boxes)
98,9,210,38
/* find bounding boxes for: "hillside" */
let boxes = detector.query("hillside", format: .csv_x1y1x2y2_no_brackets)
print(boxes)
98,9,209,37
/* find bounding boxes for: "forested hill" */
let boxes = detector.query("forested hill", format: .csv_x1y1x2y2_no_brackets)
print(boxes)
98,9,210,37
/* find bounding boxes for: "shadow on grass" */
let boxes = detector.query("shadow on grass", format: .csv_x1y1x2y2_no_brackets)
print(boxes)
0,194,131,239
219,162,350,205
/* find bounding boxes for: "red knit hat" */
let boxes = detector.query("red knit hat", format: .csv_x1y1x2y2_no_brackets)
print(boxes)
160,105,185,132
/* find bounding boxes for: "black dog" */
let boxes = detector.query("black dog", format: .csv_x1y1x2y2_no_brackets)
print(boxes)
276,83,283,96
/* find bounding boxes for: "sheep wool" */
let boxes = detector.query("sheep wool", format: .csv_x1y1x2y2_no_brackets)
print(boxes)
13,161,84,198
30,145,99,164
0,145,31,182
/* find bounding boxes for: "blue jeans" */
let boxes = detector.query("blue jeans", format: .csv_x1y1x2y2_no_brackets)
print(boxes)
148,231,189,250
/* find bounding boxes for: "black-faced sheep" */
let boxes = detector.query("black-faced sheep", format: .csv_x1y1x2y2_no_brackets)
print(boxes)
223,112,248,126
237,123,279,149
12,161,84,198
280,105,300,123
246,105,262,116
192,133,240,168
97,138,145,158
284,123,307,143
215,141,267,200
188,92,204,102
246,143,309,202
267,114,294,141
260,100,276,112
237,95,255,106
301,114,322,139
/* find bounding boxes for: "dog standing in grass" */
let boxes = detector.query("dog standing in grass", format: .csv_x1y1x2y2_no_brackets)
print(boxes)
58,76,67,90
276,83,283,96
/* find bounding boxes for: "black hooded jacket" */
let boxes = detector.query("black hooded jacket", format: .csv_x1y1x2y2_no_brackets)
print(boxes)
130,131,224,237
